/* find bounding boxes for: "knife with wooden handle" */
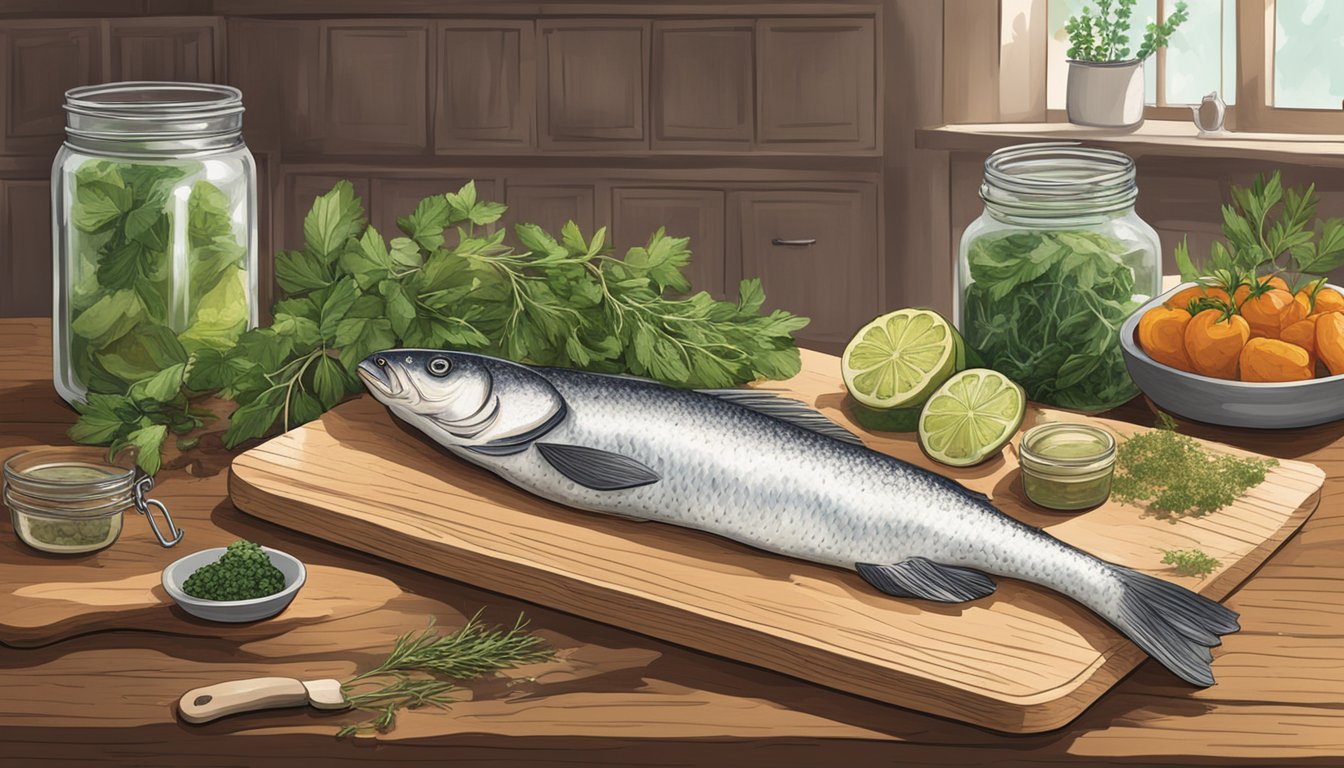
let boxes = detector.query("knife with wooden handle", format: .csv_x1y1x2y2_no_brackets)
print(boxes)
178,677,347,723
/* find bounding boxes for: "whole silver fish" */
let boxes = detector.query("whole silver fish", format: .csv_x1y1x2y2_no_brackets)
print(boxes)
358,349,1238,686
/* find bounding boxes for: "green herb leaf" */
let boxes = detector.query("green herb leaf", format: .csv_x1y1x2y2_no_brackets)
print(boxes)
125,423,169,475
304,180,366,260
223,389,284,449
276,250,334,293
398,194,453,252
312,354,349,410
128,363,187,404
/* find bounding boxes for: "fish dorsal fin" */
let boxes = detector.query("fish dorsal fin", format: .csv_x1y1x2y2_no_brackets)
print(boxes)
855,558,997,603
698,389,865,447
536,443,660,491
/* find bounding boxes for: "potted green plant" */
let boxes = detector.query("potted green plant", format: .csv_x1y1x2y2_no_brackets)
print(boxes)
1065,0,1189,128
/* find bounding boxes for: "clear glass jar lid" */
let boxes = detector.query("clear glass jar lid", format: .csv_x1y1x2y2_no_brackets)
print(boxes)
981,142,1138,220
62,81,244,154
1019,422,1117,478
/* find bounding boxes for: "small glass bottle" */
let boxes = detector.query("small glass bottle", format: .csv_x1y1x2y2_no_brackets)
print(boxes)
51,82,258,404
4,446,182,554
1019,423,1117,511
957,142,1161,413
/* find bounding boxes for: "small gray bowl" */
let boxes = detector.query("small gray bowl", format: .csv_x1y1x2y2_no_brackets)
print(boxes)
1120,282,1344,429
161,546,306,623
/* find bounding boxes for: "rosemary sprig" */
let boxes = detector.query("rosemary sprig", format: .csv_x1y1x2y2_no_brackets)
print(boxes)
336,612,552,738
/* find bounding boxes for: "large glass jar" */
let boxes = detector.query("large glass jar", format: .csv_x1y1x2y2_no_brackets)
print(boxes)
52,82,257,404
956,143,1160,413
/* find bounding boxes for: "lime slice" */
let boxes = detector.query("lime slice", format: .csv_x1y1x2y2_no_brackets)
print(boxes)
850,403,922,433
842,309,958,410
918,369,1026,467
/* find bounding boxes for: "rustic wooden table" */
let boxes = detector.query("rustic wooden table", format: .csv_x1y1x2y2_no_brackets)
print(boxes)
2,318,1341,767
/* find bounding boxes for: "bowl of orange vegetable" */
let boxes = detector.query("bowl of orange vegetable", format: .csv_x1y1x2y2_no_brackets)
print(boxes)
1120,279,1344,428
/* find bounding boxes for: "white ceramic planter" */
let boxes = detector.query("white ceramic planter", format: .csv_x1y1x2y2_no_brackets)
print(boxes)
1066,59,1145,129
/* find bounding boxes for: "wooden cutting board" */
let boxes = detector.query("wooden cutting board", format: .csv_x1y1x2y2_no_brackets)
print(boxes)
230,349,1324,733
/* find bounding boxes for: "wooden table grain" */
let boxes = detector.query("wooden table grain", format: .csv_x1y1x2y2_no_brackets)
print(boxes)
3,317,1343,767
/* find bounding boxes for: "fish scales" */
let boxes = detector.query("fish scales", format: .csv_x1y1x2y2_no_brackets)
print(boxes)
358,349,1241,688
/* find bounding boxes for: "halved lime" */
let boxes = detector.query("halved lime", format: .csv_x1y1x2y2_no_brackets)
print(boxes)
842,309,958,410
918,369,1026,467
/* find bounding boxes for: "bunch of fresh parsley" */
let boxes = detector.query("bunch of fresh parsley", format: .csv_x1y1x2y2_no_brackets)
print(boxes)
1174,171,1344,292
70,181,809,472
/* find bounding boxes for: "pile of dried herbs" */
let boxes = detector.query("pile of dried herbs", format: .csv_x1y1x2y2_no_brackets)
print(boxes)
1111,413,1277,520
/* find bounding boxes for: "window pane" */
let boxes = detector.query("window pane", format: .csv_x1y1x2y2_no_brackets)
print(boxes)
1275,0,1344,109
1046,0,1157,109
1164,0,1237,105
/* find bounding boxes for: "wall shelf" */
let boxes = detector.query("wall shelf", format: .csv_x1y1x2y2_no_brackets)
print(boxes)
917,121,1344,167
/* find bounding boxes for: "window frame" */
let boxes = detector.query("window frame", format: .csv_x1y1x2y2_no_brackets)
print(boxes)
1236,0,1344,134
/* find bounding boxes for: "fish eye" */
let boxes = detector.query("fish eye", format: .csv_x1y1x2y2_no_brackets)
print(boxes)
428,357,452,377
374,357,387,367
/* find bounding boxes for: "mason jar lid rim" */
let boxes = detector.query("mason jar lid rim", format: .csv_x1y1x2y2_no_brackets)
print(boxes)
1019,422,1117,468
64,82,243,116
984,142,1135,188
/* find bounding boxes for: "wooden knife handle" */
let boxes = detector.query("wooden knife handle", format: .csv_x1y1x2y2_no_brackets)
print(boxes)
178,677,310,724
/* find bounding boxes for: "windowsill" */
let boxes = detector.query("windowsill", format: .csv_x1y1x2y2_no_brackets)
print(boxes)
916,121,1344,165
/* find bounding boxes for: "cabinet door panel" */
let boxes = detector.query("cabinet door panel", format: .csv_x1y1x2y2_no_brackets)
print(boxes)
652,21,753,149
228,19,321,152
110,19,221,82
612,187,725,298
1,181,52,318
322,22,429,153
371,177,499,241
502,183,594,237
0,22,101,155
436,21,534,151
736,188,878,353
539,21,648,149
757,19,876,150
282,174,371,253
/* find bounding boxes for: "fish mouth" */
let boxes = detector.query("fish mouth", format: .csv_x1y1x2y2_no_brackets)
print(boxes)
357,357,395,397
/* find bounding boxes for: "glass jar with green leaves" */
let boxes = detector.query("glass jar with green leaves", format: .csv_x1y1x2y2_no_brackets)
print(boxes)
51,83,257,430
956,143,1161,413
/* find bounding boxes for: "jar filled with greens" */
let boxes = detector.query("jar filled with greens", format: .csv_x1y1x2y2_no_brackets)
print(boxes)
52,82,257,406
957,143,1160,412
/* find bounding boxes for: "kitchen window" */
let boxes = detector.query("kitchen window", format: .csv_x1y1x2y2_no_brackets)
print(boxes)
1036,0,1344,133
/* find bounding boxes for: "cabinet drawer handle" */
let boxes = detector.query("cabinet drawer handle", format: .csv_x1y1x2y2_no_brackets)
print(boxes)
771,238,817,247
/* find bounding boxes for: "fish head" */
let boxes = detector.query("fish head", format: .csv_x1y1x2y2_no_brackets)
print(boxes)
357,350,566,449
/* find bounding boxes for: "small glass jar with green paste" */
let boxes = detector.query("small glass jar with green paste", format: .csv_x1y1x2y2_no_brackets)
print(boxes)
1019,423,1116,511
3,446,182,554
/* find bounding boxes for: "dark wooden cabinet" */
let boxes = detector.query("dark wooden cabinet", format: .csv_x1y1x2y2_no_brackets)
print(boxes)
757,18,877,150
228,19,321,152
538,21,649,150
321,22,430,154
109,18,221,82
0,180,52,318
611,186,726,297
501,182,595,236
734,186,879,353
2,5,889,341
0,21,101,155
651,21,754,150
436,21,534,152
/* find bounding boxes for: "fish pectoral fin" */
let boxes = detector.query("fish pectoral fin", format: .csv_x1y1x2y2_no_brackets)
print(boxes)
536,443,660,491
855,558,997,603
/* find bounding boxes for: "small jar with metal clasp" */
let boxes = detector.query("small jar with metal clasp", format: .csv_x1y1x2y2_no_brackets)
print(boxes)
3,446,183,554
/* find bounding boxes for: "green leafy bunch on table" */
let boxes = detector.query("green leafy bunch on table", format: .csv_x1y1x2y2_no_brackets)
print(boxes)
69,180,810,473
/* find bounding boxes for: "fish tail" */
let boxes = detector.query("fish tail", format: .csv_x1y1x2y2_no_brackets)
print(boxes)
1105,564,1240,686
